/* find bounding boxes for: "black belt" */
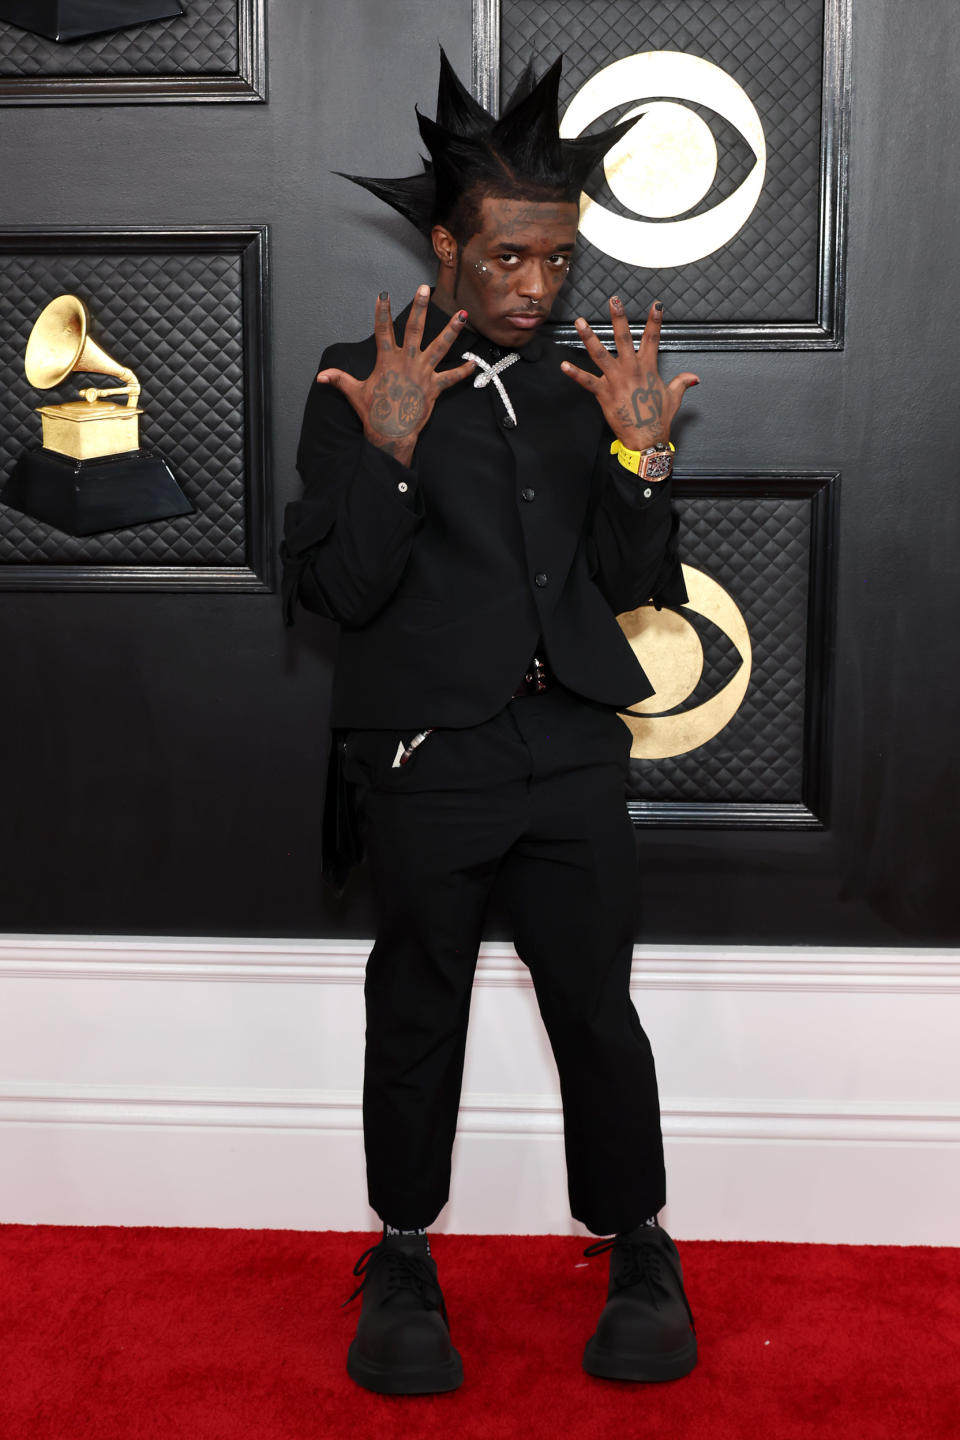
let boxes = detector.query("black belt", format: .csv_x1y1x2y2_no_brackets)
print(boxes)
512,655,554,698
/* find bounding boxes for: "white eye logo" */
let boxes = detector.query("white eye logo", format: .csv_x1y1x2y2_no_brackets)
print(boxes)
559,51,767,268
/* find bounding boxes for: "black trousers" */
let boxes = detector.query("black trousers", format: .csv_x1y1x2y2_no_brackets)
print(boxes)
343,686,666,1237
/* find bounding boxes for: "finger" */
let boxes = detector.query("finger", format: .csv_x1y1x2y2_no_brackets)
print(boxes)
559,360,601,394
402,284,431,356
423,307,470,368
434,357,477,391
637,299,664,364
373,291,395,353
609,295,636,360
666,372,700,406
316,367,361,398
574,316,615,374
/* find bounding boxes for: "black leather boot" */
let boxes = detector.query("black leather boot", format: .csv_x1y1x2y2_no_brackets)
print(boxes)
582,1224,697,1381
345,1233,464,1394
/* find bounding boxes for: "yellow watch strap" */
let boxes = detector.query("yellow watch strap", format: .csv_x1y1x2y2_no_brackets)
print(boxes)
610,438,675,474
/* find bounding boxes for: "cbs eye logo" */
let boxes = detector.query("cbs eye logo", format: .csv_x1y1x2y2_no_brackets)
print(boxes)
618,565,752,759
559,51,766,268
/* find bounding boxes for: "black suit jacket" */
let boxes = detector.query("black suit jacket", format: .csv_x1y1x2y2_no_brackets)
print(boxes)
282,300,686,729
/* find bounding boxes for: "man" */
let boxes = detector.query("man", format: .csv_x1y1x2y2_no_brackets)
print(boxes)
282,52,700,1395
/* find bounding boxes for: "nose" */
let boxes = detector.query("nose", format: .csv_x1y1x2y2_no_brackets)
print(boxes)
516,261,548,300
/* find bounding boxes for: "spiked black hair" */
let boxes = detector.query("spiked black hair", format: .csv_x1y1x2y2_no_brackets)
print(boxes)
339,50,634,244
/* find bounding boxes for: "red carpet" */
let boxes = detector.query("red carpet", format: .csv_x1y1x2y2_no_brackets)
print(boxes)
1,1226,957,1439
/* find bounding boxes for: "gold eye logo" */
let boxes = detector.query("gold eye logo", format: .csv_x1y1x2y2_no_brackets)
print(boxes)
618,565,752,759
559,51,766,268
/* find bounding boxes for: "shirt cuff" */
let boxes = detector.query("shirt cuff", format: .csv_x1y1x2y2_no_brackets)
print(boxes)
606,452,674,509
362,437,423,512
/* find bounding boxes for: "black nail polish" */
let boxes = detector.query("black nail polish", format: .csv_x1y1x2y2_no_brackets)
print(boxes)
378,290,388,301
654,301,663,313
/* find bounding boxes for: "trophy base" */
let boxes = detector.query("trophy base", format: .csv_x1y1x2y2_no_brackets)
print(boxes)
1,447,194,537
0,0,184,43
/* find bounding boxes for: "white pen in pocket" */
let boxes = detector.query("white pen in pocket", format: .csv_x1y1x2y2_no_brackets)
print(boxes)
391,728,435,768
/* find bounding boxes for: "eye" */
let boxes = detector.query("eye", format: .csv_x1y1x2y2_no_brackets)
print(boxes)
497,253,520,266
601,102,753,209
584,100,757,251
548,254,571,270
618,564,752,759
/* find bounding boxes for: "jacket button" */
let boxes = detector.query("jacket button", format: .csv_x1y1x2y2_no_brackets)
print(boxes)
535,572,548,587
521,487,535,502
501,414,517,429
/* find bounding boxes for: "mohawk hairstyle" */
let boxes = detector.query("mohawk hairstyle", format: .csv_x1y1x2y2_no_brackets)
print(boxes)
339,49,635,244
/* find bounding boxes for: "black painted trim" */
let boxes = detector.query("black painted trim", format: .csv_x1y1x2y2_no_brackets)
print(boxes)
0,224,273,594
627,469,839,830
472,0,851,352
0,0,267,105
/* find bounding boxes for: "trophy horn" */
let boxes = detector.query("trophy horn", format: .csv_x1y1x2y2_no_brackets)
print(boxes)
24,294,140,405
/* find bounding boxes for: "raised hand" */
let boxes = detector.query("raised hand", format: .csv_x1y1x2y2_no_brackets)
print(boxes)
316,284,477,466
560,297,699,454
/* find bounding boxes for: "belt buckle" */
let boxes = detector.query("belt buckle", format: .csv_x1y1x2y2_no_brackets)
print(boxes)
521,656,548,695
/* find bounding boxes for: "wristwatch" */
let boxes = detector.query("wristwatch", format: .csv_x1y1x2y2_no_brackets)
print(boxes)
610,438,675,481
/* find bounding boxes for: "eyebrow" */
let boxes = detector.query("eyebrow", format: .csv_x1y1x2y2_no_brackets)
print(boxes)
487,239,577,252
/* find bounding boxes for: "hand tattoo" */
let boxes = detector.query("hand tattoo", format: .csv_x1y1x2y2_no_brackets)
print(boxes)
369,370,427,437
630,371,663,434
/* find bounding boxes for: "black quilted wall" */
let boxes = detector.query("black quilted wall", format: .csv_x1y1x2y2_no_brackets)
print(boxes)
500,0,824,327
0,0,238,75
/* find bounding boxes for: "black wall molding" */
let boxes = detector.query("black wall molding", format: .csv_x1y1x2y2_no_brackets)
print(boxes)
0,0,266,104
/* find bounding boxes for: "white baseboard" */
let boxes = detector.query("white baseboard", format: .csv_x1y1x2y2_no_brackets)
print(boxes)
3,1081,959,1143
1,936,958,1243
3,936,959,992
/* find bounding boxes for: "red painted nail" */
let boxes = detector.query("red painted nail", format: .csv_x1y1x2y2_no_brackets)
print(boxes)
458,310,468,321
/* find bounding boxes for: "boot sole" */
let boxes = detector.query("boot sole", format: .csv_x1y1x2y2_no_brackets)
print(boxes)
583,1333,698,1383
347,1341,464,1395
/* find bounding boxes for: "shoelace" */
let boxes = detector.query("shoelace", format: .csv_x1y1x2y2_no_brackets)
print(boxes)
583,1235,696,1329
462,350,520,427
343,1242,448,1323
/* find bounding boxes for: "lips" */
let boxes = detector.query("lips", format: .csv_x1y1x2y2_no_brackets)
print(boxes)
503,314,543,330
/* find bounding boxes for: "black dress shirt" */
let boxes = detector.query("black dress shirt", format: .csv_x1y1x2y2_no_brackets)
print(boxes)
282,300,686,729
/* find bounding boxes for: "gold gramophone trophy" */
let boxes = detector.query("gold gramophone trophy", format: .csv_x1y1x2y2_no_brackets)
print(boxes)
2,294,192,536
0,1,184,43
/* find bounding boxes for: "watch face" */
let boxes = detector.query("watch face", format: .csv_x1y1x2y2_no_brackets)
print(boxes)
642,452,674,480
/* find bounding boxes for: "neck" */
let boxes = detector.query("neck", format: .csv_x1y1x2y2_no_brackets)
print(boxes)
431,268,458,319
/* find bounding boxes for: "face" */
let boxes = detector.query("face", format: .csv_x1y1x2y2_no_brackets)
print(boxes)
432,195,579,348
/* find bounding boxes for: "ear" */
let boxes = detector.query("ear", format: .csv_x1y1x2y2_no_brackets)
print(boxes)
431,223,458,269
